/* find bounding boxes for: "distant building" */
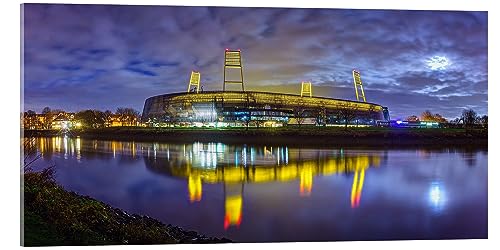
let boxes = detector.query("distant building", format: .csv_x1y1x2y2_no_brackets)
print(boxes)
51,112,77,130
22,113,46,130
376,120,441,128
23,111,79,130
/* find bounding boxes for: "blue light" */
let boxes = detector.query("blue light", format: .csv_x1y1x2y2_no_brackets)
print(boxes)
428,181,447,213
235,151,239,167
396,120,403,124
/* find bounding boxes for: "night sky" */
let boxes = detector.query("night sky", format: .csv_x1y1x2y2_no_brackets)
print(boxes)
22,4,488,119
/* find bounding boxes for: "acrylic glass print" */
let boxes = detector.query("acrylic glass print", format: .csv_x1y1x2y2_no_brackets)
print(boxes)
20,3,487,246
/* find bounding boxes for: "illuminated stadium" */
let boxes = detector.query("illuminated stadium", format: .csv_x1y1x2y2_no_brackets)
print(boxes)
142,50,390,127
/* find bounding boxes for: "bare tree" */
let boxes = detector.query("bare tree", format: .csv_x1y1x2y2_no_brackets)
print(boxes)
116,107,140,126
292,100,307,127
23,138,41,172
480,115,488,128
461,109,478,128
420,110,434,121
41,107,53,129
314,105,327,127
75,110,106,128
293,107,306,127
367,104,378,125
335,103,357,128
103,110,113,127
420,110,447,123
406,115,419,122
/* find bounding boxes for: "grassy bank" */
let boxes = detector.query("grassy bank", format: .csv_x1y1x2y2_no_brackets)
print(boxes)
23,126,488,147
22,167,231,246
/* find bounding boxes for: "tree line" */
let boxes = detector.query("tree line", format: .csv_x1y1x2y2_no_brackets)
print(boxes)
23,107,141,129
406,109,487,128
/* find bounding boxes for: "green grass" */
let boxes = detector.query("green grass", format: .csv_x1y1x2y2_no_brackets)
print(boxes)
23,210,68,246
22,167,229,246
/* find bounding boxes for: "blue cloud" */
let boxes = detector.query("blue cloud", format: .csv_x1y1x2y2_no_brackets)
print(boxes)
123,67,157,77
21,4,488,119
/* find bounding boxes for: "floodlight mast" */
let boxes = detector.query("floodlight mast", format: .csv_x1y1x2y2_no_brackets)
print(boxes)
187,71,201,93
301,81,312,97
223,49,244,92
352,70,366,102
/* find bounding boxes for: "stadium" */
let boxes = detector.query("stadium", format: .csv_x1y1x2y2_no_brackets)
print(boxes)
142,50,390,127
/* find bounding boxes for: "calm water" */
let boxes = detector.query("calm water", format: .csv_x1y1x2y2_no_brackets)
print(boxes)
26,136,487,242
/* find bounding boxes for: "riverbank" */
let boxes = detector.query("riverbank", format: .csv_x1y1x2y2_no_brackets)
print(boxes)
22,167,232,246
23,127,488,147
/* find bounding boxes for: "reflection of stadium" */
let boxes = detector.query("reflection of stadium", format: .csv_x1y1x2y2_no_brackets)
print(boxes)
31,137,384,230
143,142,383,229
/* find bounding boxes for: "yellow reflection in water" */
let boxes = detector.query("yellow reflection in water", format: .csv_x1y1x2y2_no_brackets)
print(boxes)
350,169,365,208
300,163,314,197
76,137,81,161
223,167,245,183
276,164,298,182
112,141,117,158
188,174,202,202
249,167,275,183
39,137,45,155
30,139,381,229
224,194,242,230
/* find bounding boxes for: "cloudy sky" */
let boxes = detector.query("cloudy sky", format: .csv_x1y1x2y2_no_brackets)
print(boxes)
21,4,487,119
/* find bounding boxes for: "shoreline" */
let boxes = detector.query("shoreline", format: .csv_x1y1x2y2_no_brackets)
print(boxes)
22,168,232,246
23,127,488,148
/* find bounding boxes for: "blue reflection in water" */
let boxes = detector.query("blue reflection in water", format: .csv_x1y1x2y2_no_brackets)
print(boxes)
428,181,447,214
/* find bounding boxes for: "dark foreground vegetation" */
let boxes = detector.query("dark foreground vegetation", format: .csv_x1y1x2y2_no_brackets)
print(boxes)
22,167,231,246
24,126,487,147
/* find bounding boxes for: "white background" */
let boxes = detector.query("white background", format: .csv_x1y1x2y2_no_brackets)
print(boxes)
1,0,497,249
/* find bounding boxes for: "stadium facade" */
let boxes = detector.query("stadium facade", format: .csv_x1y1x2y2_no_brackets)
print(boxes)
142,90,390,127
141,50,390,127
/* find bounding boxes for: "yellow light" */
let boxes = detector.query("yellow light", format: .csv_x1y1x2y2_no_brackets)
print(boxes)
223,167,245,183
224,195,242,229
352,70,367,102
350,169,365,208
188,175,202,202
300,81,312,97
299,163,314,196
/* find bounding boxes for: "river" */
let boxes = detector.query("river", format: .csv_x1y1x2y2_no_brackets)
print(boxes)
25,136,488,242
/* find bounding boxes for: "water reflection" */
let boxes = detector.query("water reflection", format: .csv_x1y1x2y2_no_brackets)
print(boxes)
32,137,382,230
34,137,141,163
27,137,487,240
428,181,447,213
148,144,383,229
